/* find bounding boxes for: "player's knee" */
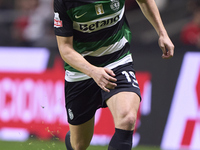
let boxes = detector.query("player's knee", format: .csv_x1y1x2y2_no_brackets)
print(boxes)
125,114,137,128
119,111,137,129
71,141,90,150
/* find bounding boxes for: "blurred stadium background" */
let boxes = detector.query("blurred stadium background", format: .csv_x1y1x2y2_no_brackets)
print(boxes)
0,0,200,150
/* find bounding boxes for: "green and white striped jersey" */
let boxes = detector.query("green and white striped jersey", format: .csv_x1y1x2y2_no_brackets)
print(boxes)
54,0,133,82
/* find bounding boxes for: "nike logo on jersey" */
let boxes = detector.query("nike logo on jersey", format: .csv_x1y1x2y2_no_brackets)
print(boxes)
75,12,87,19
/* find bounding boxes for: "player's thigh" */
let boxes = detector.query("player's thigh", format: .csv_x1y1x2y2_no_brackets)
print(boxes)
106,92,140,130
69,116,95,148
65,79,102,125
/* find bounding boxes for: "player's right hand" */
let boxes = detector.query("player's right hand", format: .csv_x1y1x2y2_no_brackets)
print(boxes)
90,67,117,92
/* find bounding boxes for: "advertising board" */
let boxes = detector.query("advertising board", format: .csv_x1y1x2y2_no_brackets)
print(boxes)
0,47,152,147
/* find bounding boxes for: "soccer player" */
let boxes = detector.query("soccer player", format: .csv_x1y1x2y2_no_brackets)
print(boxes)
54,0,174,150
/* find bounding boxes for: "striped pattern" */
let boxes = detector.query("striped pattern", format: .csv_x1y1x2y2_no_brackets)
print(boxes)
65,54,133,82
81,36,128,57
54,0,133,82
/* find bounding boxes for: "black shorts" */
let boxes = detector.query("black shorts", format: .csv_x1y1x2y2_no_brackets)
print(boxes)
65,62,141,125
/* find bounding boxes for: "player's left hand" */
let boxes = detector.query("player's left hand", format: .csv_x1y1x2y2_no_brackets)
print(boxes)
158,34,174,59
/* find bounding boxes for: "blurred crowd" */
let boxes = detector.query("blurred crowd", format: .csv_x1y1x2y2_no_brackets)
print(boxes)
180,0,200,49
0,0,54,47
0,0,199,49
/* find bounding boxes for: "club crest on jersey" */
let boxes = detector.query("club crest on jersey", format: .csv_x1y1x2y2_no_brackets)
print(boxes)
95,4,104,15
54,12,63,28
110,0,120,12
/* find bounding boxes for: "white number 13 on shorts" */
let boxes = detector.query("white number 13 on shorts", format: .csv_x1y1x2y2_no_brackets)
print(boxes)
122,71,139,89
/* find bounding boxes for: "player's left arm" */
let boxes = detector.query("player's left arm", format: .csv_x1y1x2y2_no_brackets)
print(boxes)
136,0,174,59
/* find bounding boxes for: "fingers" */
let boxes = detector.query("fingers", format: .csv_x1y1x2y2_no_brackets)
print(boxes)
101,86,110,93
162,44,174,59
92,67,117,92
104,79,117,89
158,36,174,59
101,77,117,92
100,68,117,92
99,81,116,92
100,82,117,92
162,51,173,59
104,68,117,80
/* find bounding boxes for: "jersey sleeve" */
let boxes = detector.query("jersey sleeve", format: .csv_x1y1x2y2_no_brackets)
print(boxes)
54,0,73,37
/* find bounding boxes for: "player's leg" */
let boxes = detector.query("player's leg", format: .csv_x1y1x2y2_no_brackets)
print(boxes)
64,79,102,150
65,117,95,150
106,92,140,150
107,92,140,130
100,62,141,150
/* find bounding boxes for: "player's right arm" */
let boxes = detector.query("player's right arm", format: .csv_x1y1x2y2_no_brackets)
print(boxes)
56,35,117,92
54,0,116,91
